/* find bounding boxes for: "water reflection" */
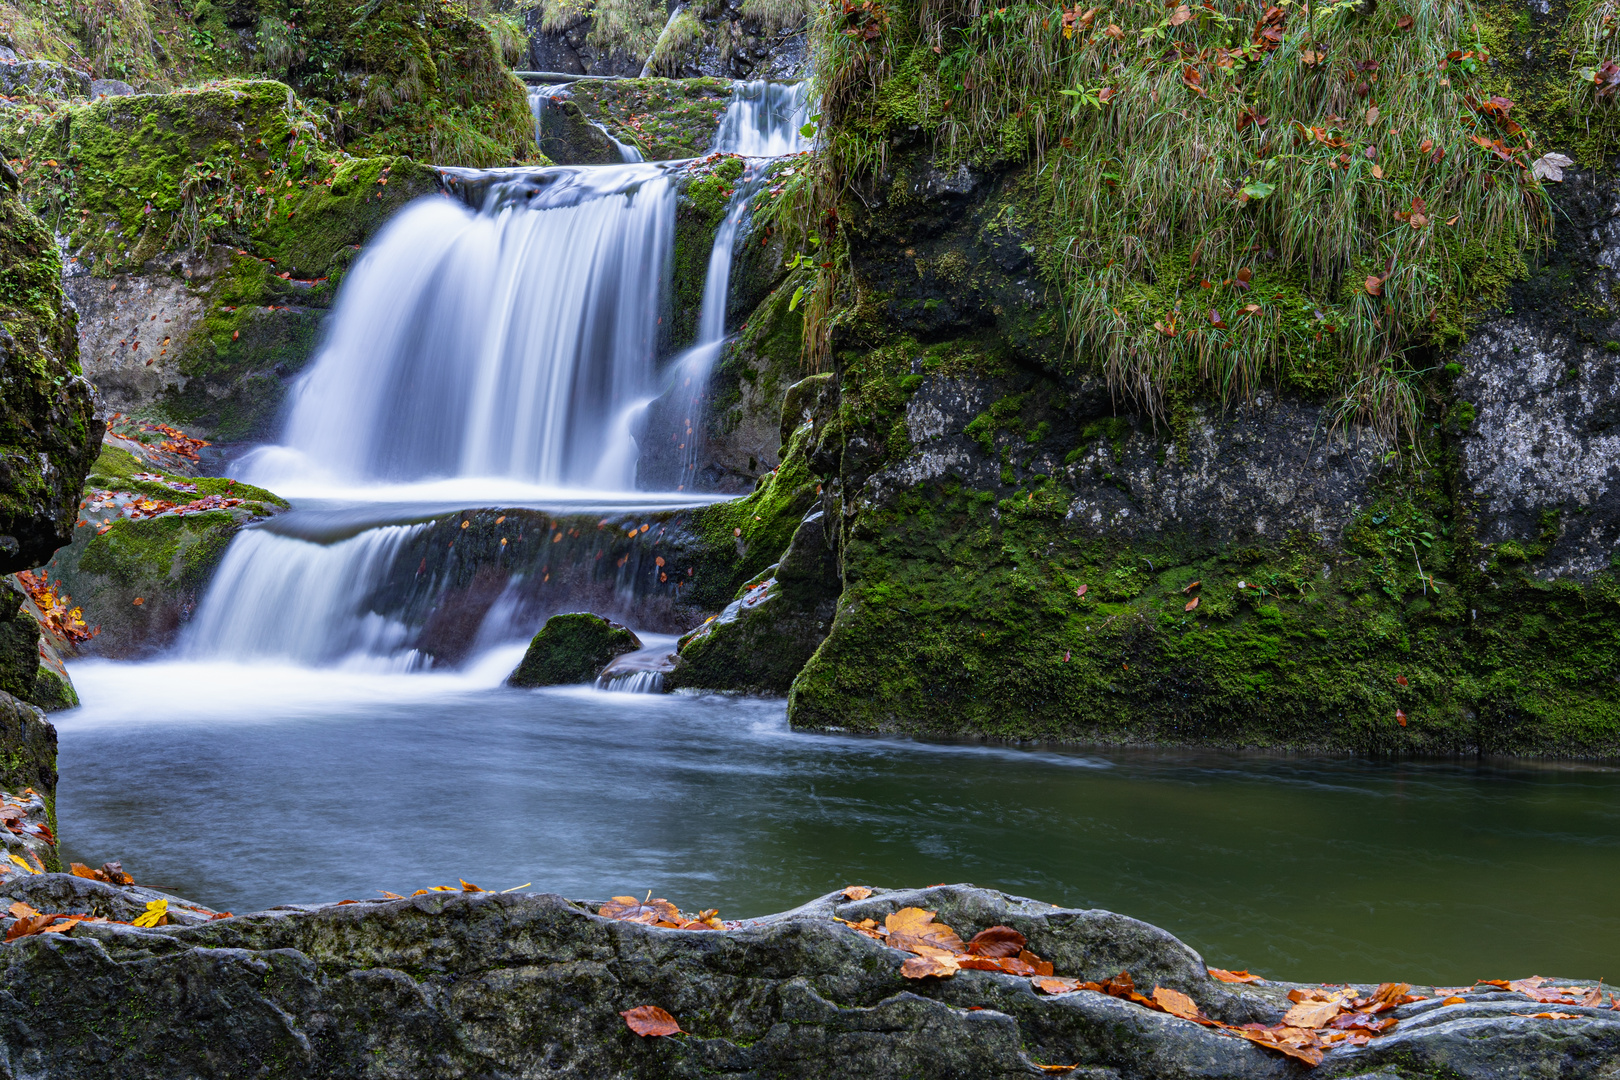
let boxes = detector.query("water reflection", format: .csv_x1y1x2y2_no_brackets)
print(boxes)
57,656,1620,985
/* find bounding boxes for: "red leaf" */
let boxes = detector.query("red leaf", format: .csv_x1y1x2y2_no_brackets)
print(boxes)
966,925,1027,958
621,1005,683,1037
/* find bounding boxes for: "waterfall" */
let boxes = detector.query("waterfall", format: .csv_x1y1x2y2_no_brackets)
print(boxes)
185,81,815,679
241,164,677,494
712,81,811,156
530,84,644,163
182,526,422,667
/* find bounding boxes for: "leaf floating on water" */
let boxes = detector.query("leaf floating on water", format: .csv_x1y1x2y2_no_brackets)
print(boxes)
965,925,1027,958
841,885,874,901
620,1005,683,1036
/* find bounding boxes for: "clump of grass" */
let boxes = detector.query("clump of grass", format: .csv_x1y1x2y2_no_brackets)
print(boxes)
811,0,1551,444
740,0,813,35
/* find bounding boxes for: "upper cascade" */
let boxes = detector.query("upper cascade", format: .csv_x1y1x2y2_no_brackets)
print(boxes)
712,81,811,156
240,164,677,495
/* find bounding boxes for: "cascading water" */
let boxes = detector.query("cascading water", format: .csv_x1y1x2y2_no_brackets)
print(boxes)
530,84,645,163
659,79,814,488
188,80,814,676
240,165,676,494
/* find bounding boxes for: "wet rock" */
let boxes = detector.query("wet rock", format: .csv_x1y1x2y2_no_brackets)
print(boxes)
88,78,134,98
0,884,1612,1078
508,612,643,687
0,872,220,924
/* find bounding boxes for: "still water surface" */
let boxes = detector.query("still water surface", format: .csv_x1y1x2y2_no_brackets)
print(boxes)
57,651,1620,986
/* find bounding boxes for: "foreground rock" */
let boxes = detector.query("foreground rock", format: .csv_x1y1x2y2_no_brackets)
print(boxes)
508,612,642,687
0,881,1611,1078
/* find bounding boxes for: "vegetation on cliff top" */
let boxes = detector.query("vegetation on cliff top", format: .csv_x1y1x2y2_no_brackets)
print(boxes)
802,0,1597,442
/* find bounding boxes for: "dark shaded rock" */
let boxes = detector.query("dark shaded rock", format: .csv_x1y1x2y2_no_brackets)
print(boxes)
0,690,56,797
558,77,732,161
0,181,103,577
508,612,642,687
0,884,1612,1078
0,873,219,925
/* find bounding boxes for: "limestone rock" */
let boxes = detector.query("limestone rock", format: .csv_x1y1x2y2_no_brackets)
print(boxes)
0,884,1612,1078
508,612,642,687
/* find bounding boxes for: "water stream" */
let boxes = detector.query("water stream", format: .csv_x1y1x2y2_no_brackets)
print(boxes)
56,78,1620,982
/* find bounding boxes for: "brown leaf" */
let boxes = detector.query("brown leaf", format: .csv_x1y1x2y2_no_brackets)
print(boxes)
600,895,681,924
1033,975,1088,995
901,953,960,979
966,925,1027,958
99,862,134,886
1396,709,1407,726
621,1005,683,1037
1153,986,1203,1020
1076,583,1088,597
842,885,874,901
885,907,965,956
1185,597,1200,611
1396,674,1409,686
1235,1029,1325,1067
69,863,101,882
1018,949,1055,976
1182,580,1201,592
1395,13,1413,29
1514,1011,1579,1019
1442,995,1467,1005
1372,163,1385,179
1208,968,1264,984
1365,275,1384,296
1167,3,1193,24
1283,998,1343,1028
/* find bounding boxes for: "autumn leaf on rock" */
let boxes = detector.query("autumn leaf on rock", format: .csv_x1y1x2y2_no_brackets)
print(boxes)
1208,968,1264,983
1152,986,1204,1021
842,885,873,901
600,895,681,924
966,925,1027,958
885,907,964,956
132,899,168,928
1033,976,1088,995
1283,998,1343,1028
901,953,961,979
620,1005,683,1036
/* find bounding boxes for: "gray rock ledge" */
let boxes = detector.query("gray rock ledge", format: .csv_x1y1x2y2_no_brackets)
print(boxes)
0,880,1613,1078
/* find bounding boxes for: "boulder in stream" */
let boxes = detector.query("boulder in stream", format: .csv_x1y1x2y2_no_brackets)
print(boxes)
508,612,642,687
0,881,1613,1078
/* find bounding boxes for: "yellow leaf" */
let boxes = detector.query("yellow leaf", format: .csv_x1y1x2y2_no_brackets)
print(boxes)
7,853,38,875
132,899,168,928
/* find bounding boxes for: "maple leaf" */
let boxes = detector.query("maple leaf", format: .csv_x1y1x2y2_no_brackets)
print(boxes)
620,1005,682,1036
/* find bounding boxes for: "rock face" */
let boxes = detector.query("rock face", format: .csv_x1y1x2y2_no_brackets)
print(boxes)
0,177,103,576
508,612,643,687
537,78,733,163
0,881,1613,1078
525,0,811,81
0,60,89,100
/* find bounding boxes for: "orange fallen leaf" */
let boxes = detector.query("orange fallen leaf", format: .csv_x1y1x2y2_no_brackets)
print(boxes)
1443,995,1467,1005
458,880,484,892
1369,982,1413,1005
600,895,681,924
886,907,964,956
1515,1011,1579,1019
1185,597,1200,611
620,1005,683,1036
1396,709,1407,726
965,925,1027,958
1033,975,1088,995
1152,986,1203,1020
842,885,873,901
901,953,960,978
1283,998,1343,1028
1208,968,1264,983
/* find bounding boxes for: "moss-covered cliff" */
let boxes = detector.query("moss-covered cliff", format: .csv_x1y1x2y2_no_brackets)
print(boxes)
663,0,1620,756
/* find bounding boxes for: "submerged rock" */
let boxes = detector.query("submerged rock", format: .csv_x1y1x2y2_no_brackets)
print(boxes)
508,612,642,687
0,881,1610,1078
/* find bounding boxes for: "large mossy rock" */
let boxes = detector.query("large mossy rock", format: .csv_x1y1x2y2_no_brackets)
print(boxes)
542,78,733,162
0,881,1614,1077
508,612,642,687
12,81,442,443
0,170,103,576
40,442,286,658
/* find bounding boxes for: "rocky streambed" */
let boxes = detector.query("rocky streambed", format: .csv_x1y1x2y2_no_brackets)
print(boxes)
0,880,1613,1078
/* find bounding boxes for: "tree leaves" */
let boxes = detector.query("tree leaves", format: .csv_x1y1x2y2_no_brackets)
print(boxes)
620,1005,682,1037
965,925,1027,958
841,885,874,901
599,894,728,930
1208,968,1264,983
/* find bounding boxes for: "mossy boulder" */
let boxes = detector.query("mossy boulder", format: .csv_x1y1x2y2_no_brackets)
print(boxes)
507,612,641,687
15,81,440,441
39,442,285,657
0,170,103,577
557,77,733,161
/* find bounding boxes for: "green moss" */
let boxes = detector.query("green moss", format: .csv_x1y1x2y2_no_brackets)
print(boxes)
85,445,286,508
565,78,734,160
507,612,640,686
788,476,1620,756
77,510,243,592
671,156,748,346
